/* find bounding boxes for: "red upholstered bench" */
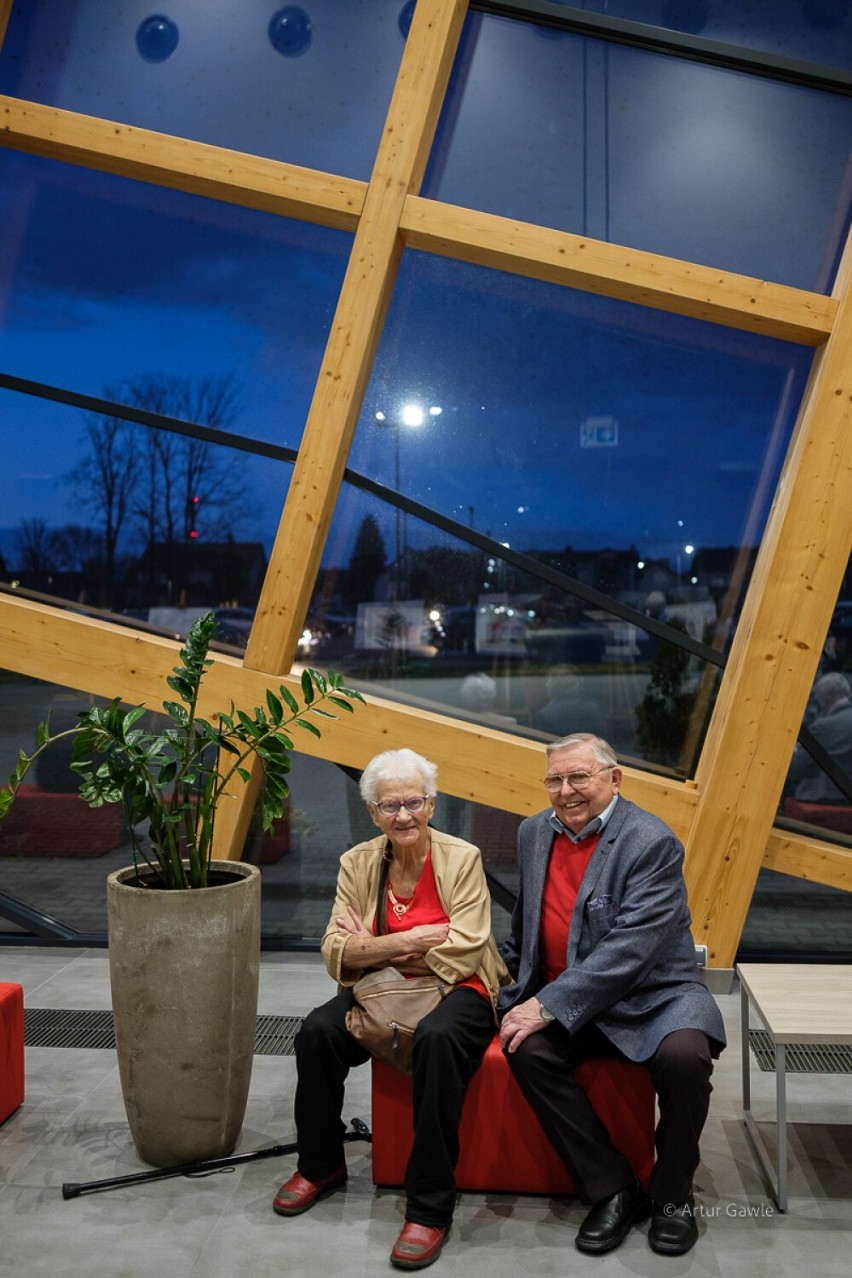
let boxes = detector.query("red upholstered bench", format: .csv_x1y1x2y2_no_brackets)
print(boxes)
0,983,25,1124
371,1034,655,1194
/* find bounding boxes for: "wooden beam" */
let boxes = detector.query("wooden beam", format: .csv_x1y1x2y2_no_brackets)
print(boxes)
763,830,852,894
400,196,837,346
0,97,365,232
205,0,469,860
0,593,697,842
244,0,468,677
0,0,13,46
684,227,852,967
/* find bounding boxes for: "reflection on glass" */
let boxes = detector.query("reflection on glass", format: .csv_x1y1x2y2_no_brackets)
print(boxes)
780,565,852,839
424,12,852,289
0,0,404,178
353,252,810,570
302,482,723,776
0,676,128,937
739,869,852,960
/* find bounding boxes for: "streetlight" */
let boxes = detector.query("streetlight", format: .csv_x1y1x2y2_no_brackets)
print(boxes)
375,401,440,598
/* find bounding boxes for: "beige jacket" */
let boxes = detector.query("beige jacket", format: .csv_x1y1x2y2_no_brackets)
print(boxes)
320,828,510,1012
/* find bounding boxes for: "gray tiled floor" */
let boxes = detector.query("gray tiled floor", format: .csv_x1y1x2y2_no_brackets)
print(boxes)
1,949,851,1278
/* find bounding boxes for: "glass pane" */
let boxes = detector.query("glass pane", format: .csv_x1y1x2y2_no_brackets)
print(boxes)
1,389,293,616
423,12,852,290
575,0,852,71
739,868,852,960
0,151,351,451
350,249,811,619
780,558,852,837
0,674,130,937
0,0,406,179
302,481,724,775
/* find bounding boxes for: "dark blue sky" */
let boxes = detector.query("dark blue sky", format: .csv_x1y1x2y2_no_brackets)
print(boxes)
1,1,847,571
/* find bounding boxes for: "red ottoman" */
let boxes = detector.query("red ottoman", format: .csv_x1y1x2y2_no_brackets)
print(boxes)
0,983,25,1124
371,1034,655,1193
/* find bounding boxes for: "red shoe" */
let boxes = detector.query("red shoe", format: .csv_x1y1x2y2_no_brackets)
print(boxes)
272,1165,347,1216
390,1222,450,1270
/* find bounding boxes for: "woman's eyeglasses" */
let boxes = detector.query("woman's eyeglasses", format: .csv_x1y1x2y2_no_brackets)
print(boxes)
373,796,430,817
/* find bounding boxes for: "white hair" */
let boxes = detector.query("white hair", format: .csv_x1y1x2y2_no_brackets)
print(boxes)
359,749,438,804
545,732,618,769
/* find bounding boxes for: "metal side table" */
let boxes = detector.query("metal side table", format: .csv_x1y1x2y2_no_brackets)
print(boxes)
737,963,852,1211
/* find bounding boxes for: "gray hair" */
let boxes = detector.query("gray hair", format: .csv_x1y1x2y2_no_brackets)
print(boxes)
814,672,851,712
359,749,438,804
545,732,618,769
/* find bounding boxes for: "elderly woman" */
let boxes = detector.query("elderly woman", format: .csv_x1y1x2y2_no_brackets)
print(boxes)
273,748,507,1270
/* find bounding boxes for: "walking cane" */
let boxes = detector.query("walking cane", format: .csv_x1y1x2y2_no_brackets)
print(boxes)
61,1117,372,1200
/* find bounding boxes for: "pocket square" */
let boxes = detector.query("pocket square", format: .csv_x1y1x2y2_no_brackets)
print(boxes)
587,894,614,912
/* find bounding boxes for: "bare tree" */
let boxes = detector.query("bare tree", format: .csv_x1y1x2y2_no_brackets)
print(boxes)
66,412,139,600
14,517,56,573
122,373,246,545
65,374,247,604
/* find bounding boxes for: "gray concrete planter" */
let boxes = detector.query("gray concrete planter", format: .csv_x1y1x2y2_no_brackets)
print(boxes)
107,861,261,1167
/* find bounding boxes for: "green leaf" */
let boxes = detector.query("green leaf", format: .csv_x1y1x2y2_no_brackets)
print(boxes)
278,685,299,715
300,669,314,704
164,701,190,726
265,689,283,724
293,718,321,738
307,668,328,696
327,695,355,713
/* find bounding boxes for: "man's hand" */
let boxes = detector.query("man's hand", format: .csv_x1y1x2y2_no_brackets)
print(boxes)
499,998,550,1053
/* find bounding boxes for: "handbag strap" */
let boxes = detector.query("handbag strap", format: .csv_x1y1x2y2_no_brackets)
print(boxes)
374,844,392,936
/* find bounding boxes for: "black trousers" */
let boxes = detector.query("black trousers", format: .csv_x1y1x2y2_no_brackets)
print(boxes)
505,1021,714,1206
293,985,495,1227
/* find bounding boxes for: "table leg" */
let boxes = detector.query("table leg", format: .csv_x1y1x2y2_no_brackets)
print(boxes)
775,1041,788,1213
741,985,788,1212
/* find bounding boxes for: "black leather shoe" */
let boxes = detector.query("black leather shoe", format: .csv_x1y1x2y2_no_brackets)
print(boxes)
649,1195,698,1255
575,1181,651,1254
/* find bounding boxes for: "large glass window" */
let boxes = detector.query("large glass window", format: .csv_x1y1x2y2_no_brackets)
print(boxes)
0,0,408,179
424,11,852,289
569,0,852,71
350,249,812,586
301,479,726,776
0,151,351,450
0,388,294,617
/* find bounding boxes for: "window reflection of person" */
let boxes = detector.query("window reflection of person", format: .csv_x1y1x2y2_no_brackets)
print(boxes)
787,673,852,804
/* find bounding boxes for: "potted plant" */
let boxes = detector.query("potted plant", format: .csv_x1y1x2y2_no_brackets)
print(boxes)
0,612,364,1166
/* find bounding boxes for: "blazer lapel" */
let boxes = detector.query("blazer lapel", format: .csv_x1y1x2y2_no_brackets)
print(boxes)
566,798,630,966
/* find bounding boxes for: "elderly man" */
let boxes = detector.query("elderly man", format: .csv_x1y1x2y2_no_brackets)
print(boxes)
498,733,725,1257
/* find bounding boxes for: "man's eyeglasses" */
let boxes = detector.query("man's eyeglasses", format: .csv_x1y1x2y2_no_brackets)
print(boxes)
542,766,612,792
373,796,430,817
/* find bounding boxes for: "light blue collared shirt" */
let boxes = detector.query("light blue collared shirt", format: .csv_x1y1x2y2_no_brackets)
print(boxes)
548,792,620,843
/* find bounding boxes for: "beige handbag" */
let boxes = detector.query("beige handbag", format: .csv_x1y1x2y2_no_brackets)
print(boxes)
346,966,449,1074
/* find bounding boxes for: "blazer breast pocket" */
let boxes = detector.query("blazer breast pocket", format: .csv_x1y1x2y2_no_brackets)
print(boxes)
585,893,618,941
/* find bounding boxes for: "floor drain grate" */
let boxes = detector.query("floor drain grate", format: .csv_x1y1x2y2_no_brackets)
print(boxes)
748,1028,852,1074
24,1008,303,1056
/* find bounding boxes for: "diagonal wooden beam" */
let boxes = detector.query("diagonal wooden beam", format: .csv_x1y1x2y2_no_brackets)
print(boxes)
211,0,470,858
685,227,852,966
400,196,837,345
0,96,365,231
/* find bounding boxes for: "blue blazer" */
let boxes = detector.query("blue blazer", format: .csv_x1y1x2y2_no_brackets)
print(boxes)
498,797,726,1061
